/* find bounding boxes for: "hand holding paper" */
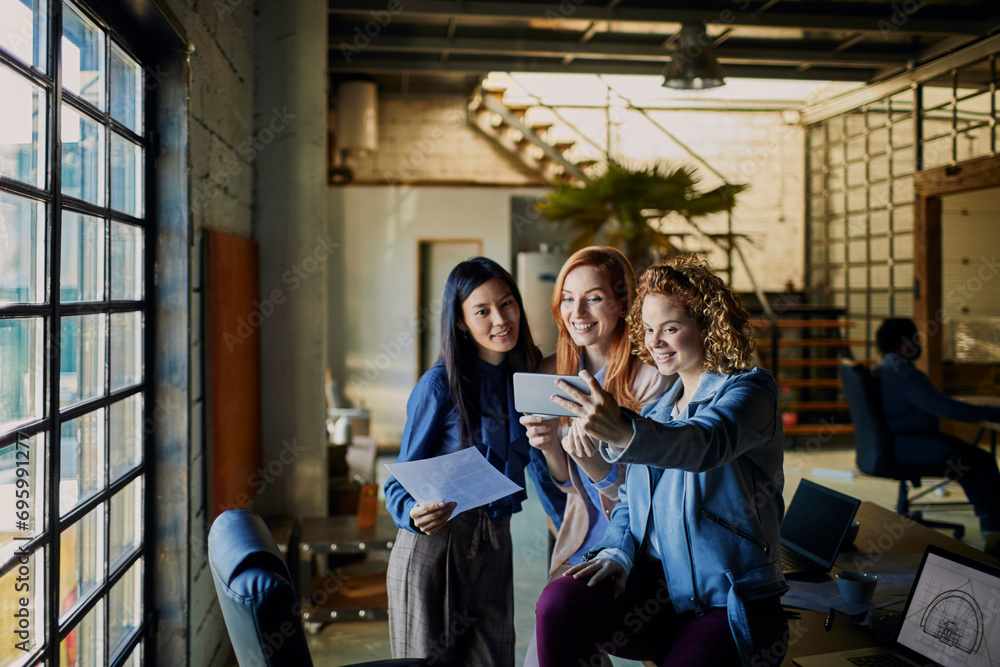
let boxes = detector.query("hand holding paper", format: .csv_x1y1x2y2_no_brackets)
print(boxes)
385,446,524,522
409,501,457,535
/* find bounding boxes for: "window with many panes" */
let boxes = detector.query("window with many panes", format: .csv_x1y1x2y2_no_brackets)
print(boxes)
1,0,149,665
805,53,1000,363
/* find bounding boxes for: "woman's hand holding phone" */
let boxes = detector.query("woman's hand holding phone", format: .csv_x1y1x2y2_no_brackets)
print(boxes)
551,370,634,448
519,413,560,453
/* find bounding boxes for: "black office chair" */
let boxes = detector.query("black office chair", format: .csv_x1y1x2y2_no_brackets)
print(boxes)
209,509,440,667
838,362,969,539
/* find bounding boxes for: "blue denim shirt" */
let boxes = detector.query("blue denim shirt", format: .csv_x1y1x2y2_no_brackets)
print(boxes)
594,368,787,666
384,359,564,533
878,352,1000,433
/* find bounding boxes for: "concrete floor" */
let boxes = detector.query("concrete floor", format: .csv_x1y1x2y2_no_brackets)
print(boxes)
305,445,989,666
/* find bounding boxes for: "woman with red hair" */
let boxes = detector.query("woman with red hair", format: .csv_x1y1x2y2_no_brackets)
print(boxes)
521,247,669,666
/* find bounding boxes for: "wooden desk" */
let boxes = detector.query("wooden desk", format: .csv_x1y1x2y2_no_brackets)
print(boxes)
954,394,1000,457
781,501,999,665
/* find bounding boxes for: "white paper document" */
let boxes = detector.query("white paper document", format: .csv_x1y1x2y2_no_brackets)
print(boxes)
385,447,524,519
781,573,915,615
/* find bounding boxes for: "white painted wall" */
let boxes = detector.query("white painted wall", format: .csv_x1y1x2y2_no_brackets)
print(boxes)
340,96,806,292
330,186,546,442
942,187,1000,318
329,98,809,444
941,187,1000,362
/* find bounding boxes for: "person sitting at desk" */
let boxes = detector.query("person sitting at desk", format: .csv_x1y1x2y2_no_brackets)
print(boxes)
876,317,1000,556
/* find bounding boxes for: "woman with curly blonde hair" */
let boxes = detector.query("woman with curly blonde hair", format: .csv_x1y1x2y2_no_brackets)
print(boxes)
534,254,788,667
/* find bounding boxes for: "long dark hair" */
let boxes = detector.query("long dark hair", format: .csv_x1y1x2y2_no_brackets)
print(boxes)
439,257,540,445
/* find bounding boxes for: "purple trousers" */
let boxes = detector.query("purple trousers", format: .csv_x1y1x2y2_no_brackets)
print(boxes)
535,560,788,667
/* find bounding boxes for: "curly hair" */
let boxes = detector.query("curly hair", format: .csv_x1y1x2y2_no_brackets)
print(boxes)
549,246,642,412
628,254,755,375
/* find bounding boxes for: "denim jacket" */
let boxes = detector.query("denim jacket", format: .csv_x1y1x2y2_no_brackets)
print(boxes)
593,368,787,667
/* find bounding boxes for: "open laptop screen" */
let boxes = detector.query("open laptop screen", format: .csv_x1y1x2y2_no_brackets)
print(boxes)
895,547,1000,667
780,479,860,569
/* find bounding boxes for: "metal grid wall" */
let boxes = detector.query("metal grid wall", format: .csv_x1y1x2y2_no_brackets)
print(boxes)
805,53,1000,361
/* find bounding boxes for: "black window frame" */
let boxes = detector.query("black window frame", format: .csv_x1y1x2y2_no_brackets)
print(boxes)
0,0,156,664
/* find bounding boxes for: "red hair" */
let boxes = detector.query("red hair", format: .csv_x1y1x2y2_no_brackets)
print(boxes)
550,246,642,412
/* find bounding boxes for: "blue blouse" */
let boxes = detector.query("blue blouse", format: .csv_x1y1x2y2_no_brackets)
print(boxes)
385,358,561,533
555,364,620,566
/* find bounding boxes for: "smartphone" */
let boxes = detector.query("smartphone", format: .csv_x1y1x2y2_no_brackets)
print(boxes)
513,372,591,418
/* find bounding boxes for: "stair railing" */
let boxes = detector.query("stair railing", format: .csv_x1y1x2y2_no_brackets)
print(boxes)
471,87,590,183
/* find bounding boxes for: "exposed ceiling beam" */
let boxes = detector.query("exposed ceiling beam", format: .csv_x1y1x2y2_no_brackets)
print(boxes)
329,34,914,68
803,32,1000,123
327,56,875,81
563,20,602,65
327,1,981,35
831,32,865,54
915,34,980,64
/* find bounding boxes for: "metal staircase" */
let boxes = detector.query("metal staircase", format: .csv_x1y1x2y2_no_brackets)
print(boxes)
471,80,858,444
750,303,872,441
466,80,751,285
466,84,598,184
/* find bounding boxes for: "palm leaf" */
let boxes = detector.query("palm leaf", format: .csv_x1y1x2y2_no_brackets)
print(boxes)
536,159,747,268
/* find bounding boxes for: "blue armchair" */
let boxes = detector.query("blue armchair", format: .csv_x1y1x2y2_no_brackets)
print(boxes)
209,509,437,666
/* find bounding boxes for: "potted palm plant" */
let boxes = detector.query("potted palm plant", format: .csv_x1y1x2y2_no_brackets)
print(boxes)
536,160,747,272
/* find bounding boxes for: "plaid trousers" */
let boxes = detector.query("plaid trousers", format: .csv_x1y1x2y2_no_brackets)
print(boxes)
388,509,514,667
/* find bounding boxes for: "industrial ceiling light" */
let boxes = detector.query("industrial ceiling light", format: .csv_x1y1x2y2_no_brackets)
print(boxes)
662,22,725,90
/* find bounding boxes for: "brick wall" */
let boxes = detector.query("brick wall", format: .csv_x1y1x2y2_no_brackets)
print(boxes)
337,95,806,291
331,96,808,444
155,0,255,664
340,95,539,185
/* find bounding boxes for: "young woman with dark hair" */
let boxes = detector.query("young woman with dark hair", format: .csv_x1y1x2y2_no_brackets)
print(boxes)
384,256,541,667
535,254,789,667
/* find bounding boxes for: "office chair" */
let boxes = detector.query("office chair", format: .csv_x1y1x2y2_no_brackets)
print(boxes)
838,362,969,539
209,509,439,667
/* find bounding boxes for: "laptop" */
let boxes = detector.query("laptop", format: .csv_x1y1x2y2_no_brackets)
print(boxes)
794,545,1000,667
781,479,861,576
